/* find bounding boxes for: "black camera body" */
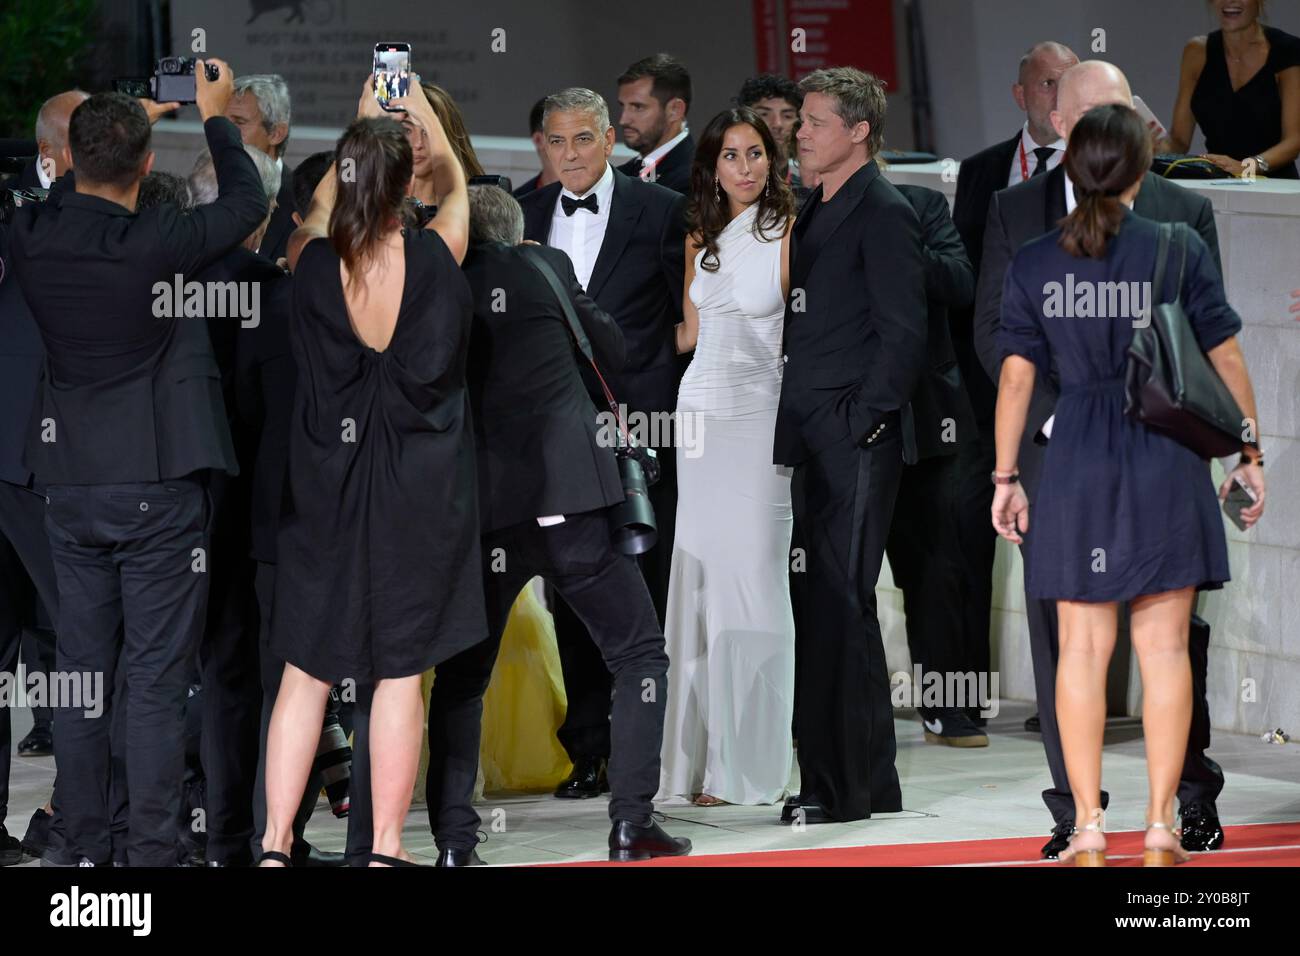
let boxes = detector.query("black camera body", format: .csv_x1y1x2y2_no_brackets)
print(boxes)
1,185,48,226
114,57,220,105
608,443,659,556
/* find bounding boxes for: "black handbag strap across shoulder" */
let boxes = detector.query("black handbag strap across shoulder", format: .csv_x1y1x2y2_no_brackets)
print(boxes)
1152,221,1189,308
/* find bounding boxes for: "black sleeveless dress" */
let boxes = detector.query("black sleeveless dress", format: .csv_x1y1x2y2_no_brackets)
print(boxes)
272,229,487,685
1191,26,1300,179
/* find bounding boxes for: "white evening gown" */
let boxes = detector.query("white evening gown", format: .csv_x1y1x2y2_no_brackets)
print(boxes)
657,204,795,805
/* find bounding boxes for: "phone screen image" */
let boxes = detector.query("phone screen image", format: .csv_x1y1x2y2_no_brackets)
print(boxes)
374,44,411,112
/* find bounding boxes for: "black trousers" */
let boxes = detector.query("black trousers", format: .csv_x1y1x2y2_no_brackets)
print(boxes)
951,429,997,722
886,452,969,687
44,479,209,866
1020,446,1224,826
790,429,903,820
551,449,676,761
0,481,59,832
250,561,327,859
425,509,668,851
197,474,262,863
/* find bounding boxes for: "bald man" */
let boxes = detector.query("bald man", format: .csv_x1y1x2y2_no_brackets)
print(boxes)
949,41,1079,742
973,59,1224,860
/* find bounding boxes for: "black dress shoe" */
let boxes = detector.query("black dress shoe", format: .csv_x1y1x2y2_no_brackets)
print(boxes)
0,826,23,866
17,725,53,757
291,843,348,867
554,756,609,799
20,808,51,858
608,818,692,862
779,797,837,825
1041,820,1075,859
1179,802,1224,852
1024,714,1041,733
435,846,484,867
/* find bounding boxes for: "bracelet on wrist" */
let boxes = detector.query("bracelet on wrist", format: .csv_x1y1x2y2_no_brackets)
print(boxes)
991,469,1020,485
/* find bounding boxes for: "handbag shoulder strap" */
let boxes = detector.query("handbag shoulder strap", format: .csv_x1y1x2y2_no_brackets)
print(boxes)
1152,221,1171,305
518,243,594,365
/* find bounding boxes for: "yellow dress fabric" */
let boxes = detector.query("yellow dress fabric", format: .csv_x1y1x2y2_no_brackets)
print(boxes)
477,579,573,793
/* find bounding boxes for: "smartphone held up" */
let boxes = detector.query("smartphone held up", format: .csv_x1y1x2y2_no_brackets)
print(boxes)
373,42,412,112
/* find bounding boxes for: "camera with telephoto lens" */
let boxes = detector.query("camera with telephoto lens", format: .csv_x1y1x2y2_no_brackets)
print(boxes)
313,686,353,818
608,438,659,556
113,56,221,105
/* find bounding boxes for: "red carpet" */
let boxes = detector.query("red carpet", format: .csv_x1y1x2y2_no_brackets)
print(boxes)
556,821,1300,867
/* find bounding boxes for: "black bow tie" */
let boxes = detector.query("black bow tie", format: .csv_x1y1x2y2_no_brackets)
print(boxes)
561,193,599,216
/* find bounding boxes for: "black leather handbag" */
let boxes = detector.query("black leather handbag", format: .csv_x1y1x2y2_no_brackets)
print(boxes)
1124,222,1245,459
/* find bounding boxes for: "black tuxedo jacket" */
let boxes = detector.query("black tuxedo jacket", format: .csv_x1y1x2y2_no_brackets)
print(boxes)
8,116,267,485
518,166,686,416
618,133,695,195
950,131,1020,424
774,159,928,466
973,164,1222,449
0,222,44,487
895,184,977,461
258,161,296,263
463,241,626,532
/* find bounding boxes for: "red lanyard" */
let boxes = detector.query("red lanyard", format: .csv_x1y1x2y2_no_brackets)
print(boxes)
1018,138,1030,182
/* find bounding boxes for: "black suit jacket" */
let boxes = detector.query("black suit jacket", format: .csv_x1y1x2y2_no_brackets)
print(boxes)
774,159,928,466
950,131,1020,425
9,116,267,485
463,241,626,532
518,166,686,416
0,222,44,487
973,165,1222,469
895,184,978,461
257,161,295,263
231,251,296,564
618,133,695,195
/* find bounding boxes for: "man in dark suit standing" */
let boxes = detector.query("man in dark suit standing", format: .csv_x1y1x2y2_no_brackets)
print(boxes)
225,74,295,263
616,54,695,194
7,64,267,866
513,98,560,199
775,68,927,824
517,87,685,799
422,184,689,864
950,41,1077,730
974,60,1226,858
888,183,984,746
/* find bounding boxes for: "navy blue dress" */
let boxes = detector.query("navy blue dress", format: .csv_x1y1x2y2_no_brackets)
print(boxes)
998,211,1240,602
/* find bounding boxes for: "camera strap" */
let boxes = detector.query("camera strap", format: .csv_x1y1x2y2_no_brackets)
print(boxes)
518,244,631,446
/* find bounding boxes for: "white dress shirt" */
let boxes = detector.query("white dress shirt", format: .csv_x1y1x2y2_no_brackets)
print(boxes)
548,160,615,292
635,124,690,182
1008,121,1066,188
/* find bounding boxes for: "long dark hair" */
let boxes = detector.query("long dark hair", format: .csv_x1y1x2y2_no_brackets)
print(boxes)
1059,104,1152,260
686,107,795,272
421,82,485,177
329,117,415,289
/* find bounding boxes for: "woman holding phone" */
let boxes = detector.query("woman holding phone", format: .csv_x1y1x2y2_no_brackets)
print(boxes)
260,77,483,867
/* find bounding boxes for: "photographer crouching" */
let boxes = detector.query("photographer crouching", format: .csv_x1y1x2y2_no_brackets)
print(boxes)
422,184,689,864
6,58,268,867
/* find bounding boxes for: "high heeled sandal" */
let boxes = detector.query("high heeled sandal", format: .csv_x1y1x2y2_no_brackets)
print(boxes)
257,850,292,867
1057,809,1106,867
1143,821,1191,867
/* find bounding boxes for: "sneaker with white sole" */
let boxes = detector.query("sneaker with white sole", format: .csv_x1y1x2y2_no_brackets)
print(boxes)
920,709,989,748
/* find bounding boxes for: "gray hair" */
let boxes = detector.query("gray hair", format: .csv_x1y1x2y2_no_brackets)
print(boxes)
34,90,89,147
541,87,610,135
232,74,292,153
468,184,525,246
798,67,887,156
188,144,282,207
